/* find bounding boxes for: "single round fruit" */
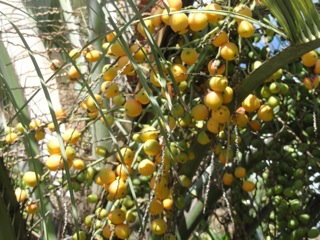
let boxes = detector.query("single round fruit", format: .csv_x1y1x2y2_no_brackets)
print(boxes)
222,86,234,104
207,117,225,134
237,20,255,38
46,154,72,171
139,126,158,142
137,19,155,38
72,231,86,240
95,168,116,185
149,198,164,215
150,7,163,27
124,99,142,117
63,129,80,144
211,30,228,47
180,48,197,65
301,50,318,67
108,208,126,224
138,159,156,176
257,104,274,121
23,171,39,188
135,87,150,105
234,166,246,178
207,59,225,75
242,181,255,192
191,104,209,121
151,218,167,235
108,179,127,200
114,224,131,239
69,48,81,60
209,75,228,92
15,188,27,203
116,147,135,165
25,201,39,214
220,42,239,61
169,13,189,33
144,139,161,156
188,13,208,32
85,49,101,62
116,164,132,180
211,105,230,123
102,64,118,81
222,173,234,185
101,81,119,98
68,65,80,80
170,64,187,82
163,198,174,210
242,94,261,112
205,3,224,23
110,40,127,57
204,91,223,110
303,75,319,90
234,5,252,23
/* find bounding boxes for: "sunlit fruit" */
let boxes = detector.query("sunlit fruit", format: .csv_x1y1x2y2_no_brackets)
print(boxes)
205,3,223,23
25,201,39,214
72,231,86,240
114,224,131,239
113,94,125,106
5,132,18,144
222,86,234,104
15,188,27,203
180,48,197,65
150,7,163,27
111,40,127,57
108,178,127,200
137,19,155,38
108,208,126,224
116,147,135,165
242,181,255,192
179,175,191,187
260,85,271,98
101,81,119,98
95,168,116,185
34,129,45,141
301,50,318,67
234,166,246,178
29,119,41,130
211,30,228,47
138,159,156,176
149,198,164,215
95,145,108,156
63,128,80,144
66,145,76,160
222,173,234,185
124,99,143,117
207,59,225,75
207,117,224,134
238,20,255,38
116,164,132,180
117,55,134,75
234,5,252,23
151,218,167,235
23,171,39,188
72,159,86,170
204,91,223,110
85,49,101,62
161,8,176,25
69,48,81,60
220,42,239,61
135,88,150,105
188,13,208,32
46,154,72,171
130,44,147,63
303,75,319,90
170,63,187,82
191,104,209,121
144,139,161,156
167,0,182,10
169,13,189,33
102,64,118,81
68,65,81,80
150,176,168,190
257,104,274,121
242,94,261,112
209,75,228,92
211,105,230,123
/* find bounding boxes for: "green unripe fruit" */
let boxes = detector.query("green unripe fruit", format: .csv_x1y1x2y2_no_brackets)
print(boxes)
260,85,271,98
289,199,301,212
274,185,283,195
269,82,281,94
288,217,298,229
267,95,280,108
279,83,289,95
308,228,320,238
87,194,99,204
283,187,295,198
292,179,304,190
298,214,310,225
